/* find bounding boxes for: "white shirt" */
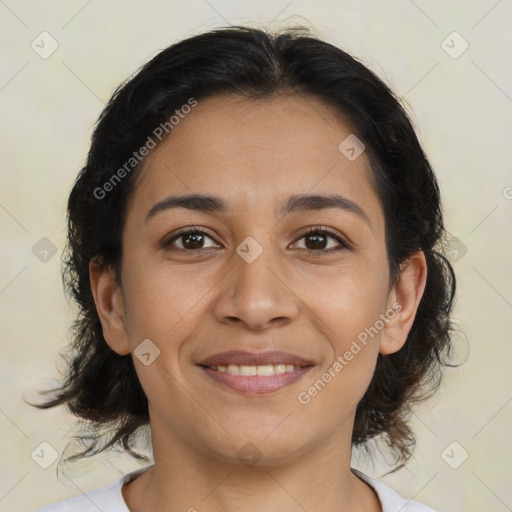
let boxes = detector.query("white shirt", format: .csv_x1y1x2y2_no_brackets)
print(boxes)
35,466,437,511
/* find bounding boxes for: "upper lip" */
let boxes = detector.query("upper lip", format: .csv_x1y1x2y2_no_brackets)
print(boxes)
197,350,315,367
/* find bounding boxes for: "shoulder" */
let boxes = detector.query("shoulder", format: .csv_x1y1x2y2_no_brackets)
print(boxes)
34,479,128,512
34,467,151,512
352,469,438,512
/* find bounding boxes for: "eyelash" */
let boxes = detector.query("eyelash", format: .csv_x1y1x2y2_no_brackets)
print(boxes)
161,226,349,255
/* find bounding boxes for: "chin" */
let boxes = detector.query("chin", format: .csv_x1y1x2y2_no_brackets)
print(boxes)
198,421,317,468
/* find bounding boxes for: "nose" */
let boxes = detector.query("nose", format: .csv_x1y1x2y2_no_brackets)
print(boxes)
212,243,300,331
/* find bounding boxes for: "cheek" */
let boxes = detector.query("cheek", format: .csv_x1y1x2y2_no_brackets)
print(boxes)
304,262,387,402
120,255,211,345
307,262,389,344
294,333,379,435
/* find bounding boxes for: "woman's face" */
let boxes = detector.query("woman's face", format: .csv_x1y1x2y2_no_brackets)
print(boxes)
100,94,408,464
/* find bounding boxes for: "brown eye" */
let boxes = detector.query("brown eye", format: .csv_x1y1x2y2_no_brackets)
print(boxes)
294,228,348,254
163,228,219,251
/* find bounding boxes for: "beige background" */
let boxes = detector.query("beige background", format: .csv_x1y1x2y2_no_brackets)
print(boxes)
1,1,511,511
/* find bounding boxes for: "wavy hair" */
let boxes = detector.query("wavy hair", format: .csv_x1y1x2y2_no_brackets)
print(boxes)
34,25,457,470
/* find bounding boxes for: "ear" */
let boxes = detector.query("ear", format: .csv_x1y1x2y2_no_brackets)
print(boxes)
89,258,131,355
379,251,427,355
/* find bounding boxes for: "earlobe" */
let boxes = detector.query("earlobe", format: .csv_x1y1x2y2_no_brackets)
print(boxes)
379,251,428,355
89,259,131,355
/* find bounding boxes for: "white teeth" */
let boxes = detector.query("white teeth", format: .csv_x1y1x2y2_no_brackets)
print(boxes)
227,364,240,375
240,365,257,376
256,365,274,376
210,364,301,375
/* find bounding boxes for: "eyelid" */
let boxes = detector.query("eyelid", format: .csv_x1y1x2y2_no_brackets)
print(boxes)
291,226,351,250
161,226,219,249
161,225,351,254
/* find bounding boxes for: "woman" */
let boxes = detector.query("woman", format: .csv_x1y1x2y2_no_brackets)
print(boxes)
35,25,455,512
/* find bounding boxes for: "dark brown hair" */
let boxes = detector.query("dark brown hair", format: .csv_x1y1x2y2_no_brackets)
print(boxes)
35,25,457,470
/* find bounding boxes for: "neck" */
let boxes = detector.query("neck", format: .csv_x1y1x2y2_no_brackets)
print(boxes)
122,421,381,512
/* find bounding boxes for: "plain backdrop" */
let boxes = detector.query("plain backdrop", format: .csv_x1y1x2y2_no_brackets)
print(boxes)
1,1,511,511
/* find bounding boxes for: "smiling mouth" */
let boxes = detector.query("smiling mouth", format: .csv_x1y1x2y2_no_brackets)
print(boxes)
197,363,313,394
202,363,308,375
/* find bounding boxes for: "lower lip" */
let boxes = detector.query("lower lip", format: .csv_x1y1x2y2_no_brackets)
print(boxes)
198,366,313,394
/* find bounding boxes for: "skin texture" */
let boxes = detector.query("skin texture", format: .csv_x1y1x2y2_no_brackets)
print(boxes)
90,94,427,512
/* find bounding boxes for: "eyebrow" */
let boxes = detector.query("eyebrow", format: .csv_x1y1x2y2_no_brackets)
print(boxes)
145,193,371,227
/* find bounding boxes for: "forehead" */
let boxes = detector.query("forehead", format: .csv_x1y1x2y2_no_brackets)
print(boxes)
129,93,383,226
